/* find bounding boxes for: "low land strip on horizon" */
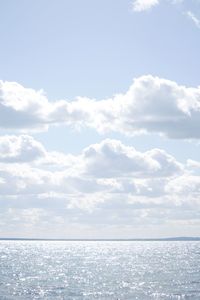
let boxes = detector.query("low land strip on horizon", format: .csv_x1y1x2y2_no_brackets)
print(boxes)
0,237,200,241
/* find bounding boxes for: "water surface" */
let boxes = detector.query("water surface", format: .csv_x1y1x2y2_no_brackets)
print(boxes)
0,241,199,299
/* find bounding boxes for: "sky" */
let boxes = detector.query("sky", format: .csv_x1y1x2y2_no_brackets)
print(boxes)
0,0,200,238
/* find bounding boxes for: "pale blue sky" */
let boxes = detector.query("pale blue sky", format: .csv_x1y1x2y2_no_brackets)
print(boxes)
0,0,200,238
1,0,200,98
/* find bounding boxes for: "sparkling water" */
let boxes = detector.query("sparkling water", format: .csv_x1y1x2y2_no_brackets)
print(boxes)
0,241,199,299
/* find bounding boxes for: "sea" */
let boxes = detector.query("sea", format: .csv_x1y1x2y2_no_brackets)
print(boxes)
0,241,199,299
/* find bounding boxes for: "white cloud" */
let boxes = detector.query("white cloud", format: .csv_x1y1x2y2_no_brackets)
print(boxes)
132,0,184,12
132,0,160,12
1,76,200,139
0,136,183,198
0,135,182,190
0,135,46,163
187,159,200,170
0,156,200,238
166,174,200,197
108,75,200,139
132,0,200,33
0,81,50,131
0,135,198,225
186,11,200,29
81,139,182,178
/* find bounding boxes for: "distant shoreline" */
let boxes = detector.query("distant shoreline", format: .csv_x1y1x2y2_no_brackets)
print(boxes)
0,237,200,241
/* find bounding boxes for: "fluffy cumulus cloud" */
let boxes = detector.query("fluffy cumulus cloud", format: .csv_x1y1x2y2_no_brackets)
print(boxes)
1,76,200,139
0,136,183,193
0,81,50,131
82,139,182,178
95,75,200,139
0,135,46,162
0,134,199,237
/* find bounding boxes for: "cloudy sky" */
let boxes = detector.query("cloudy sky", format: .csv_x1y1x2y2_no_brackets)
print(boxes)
0,0,200,238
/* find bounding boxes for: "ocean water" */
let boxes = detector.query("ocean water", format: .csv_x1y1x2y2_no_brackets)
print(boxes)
0,241,199,299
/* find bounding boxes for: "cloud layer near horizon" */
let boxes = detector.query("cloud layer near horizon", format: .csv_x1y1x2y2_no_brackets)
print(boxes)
0,135,199,237
1,76,200,139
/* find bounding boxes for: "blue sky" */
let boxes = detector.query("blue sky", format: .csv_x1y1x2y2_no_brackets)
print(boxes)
0,0,200,238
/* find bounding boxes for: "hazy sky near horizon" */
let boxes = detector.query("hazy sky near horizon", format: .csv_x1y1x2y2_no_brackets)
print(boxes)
0,0,200,238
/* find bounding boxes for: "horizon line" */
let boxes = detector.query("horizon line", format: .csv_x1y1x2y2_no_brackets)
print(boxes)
0,236,200,241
